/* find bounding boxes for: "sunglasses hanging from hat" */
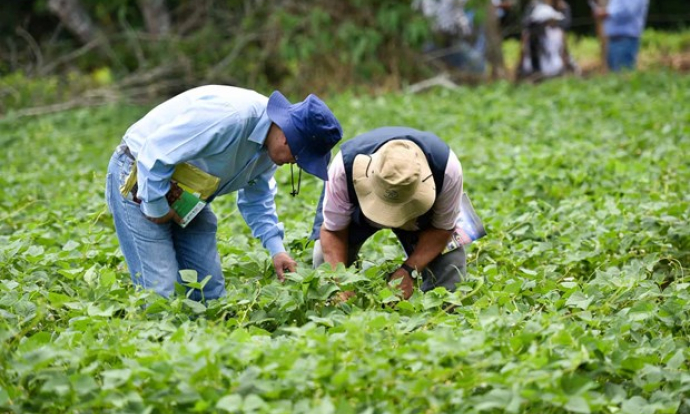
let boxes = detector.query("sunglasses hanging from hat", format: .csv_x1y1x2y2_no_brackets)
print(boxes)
290,163,302,197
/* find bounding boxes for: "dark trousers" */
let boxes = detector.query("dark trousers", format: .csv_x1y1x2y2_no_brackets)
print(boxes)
607,36,640,72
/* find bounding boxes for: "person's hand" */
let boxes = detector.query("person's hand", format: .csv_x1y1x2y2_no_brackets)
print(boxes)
592,6,608,20
388,267,415,300
273,252,296,282
334,290,356,303
145,208,181,225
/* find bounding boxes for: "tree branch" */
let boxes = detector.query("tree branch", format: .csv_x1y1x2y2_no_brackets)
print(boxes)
15,27,43,75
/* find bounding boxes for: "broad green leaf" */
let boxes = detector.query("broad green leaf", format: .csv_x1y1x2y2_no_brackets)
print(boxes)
566,292,592,310
179,269,198,284
565,396,591,414
101,369,132,390
665,349,685,370
69,374,98,396
0,388,9,407
216,394,242,412
62,240,80,251
182,298,206,314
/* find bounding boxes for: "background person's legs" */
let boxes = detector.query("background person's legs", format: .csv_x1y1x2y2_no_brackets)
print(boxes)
607,36,640,71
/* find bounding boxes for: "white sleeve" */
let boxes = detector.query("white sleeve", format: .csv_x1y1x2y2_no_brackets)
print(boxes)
322,152,355,231
431,150,463,230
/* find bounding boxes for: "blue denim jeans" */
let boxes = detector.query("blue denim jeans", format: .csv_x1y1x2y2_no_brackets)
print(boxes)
607,36,640,72
105,149,227,300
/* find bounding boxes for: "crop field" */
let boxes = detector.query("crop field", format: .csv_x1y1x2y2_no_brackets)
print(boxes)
1,71,689,413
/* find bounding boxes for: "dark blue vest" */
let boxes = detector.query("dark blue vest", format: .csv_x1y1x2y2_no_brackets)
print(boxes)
340,126,450,229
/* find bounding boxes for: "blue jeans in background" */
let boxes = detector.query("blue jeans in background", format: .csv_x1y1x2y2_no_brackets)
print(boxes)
607,36,640,72
105,149,227,301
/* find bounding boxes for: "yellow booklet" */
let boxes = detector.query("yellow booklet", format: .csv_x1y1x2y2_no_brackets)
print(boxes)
119,162,220,228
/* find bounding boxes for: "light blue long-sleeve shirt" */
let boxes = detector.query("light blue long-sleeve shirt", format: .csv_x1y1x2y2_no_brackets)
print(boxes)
122,85,286,256
605,0,649,38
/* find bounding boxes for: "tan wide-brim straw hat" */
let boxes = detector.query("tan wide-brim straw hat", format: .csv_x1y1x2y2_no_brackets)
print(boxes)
353,140,436,228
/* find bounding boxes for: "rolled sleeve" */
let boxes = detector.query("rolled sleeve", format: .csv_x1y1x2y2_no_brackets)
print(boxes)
236,166,286,257
264,236,286,258
140,198,171,218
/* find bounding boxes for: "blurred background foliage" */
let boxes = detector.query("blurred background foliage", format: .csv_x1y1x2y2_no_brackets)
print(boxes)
0,0,689,115
0,0,432,112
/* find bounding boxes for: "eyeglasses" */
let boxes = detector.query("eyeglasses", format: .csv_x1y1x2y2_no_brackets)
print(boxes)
290,163,302,197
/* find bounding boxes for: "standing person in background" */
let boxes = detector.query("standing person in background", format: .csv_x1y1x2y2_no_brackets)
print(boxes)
593,0,650,71
414,0,486,74
521,1,573,38
517,3,575,81
546,0,579,74
106,86,343,301
546,0,572,30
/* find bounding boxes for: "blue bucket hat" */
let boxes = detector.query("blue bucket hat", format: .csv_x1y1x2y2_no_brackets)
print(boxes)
266,91,343,180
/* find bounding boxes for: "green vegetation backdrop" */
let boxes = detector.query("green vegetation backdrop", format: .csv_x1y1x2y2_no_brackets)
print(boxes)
2,0,690,116
1,69,688,413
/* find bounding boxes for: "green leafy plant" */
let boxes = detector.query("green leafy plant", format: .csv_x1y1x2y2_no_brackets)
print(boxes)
1,70,689,413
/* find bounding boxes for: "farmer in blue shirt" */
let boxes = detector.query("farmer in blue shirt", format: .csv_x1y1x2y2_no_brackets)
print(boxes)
105,86,343,300
593,0,649,71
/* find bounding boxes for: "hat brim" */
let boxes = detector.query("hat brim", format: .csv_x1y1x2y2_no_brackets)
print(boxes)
352,143,435,228
267,91,330,180
295,150,330,181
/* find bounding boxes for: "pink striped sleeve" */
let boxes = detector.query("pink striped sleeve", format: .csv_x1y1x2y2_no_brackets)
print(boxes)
323,152,355,231
431,150,463,230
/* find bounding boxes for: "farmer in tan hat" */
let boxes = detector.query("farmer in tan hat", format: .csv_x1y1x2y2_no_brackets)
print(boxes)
310,126,471,300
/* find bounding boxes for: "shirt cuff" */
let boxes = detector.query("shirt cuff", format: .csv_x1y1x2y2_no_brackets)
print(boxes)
140,198,170,218
265,236,286,258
